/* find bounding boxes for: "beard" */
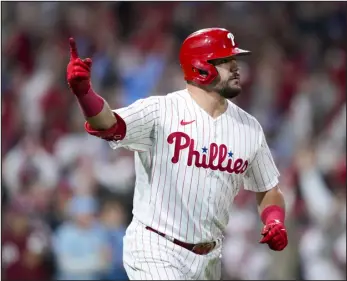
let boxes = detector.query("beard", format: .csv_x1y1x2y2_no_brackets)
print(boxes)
216,81,241,99
207,76,242,99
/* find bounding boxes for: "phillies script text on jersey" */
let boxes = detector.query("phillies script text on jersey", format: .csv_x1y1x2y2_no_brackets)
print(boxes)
167,132,248,174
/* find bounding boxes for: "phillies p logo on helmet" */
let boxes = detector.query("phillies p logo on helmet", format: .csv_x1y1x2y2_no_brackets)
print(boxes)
227,33,235,46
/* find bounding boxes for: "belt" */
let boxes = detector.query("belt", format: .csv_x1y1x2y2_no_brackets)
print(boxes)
145,226,217,255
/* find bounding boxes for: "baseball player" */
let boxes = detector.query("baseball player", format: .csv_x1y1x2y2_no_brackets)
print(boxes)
67,28,288,280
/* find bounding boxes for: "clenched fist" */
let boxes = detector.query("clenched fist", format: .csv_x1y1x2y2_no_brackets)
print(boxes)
259,219,288,251
67,37,93,96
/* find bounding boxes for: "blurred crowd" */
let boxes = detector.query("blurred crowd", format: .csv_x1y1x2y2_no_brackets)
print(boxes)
1,2,346,280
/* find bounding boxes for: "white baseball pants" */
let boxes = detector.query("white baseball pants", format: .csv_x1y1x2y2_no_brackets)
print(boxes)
123,218,222,280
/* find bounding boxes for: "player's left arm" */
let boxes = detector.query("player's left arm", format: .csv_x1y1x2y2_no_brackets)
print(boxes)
243,125,288,251
255,185,288,251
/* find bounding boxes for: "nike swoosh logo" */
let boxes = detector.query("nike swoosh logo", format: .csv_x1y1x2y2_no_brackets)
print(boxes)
180,120,196,126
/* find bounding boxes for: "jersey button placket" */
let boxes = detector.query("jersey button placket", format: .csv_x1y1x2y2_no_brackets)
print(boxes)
213,120,218,140
207,122,214,178
209,121,218,178
212,121,220,178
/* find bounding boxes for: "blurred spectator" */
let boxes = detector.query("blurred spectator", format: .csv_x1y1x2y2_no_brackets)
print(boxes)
295,147,346,280
2,200,51,281
99,198,128,280
52,196,110,280
3,134,59,198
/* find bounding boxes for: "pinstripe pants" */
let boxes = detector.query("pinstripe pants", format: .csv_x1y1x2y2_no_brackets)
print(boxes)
123,218,222,280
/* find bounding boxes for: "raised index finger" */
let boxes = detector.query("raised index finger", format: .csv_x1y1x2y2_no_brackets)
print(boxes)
69,37,79,59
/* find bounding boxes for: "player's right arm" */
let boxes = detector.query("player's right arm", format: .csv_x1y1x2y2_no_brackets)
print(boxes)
67,37,116,130
67,38,159,151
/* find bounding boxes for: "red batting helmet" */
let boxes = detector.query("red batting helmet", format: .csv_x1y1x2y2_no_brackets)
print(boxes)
179,28,251,85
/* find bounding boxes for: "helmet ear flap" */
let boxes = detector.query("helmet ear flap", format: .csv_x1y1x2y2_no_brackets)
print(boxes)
190,59,218,85
192,67,208,76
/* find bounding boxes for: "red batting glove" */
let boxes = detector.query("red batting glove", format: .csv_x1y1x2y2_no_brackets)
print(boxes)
66,38,105,118
67,37,93,97
259,219,288,251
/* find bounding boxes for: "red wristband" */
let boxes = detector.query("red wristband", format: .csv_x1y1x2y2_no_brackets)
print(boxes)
76,88,105,118
260,205,285,225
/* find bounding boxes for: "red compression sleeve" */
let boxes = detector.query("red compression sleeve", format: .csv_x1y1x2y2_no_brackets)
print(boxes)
260,205,285,225
76,88,105,118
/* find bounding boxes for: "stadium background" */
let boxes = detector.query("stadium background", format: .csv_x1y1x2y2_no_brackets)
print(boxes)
1,2,346,280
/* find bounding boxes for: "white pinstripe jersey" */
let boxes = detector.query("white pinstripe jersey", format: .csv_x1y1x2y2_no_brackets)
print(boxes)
108,89,280,243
